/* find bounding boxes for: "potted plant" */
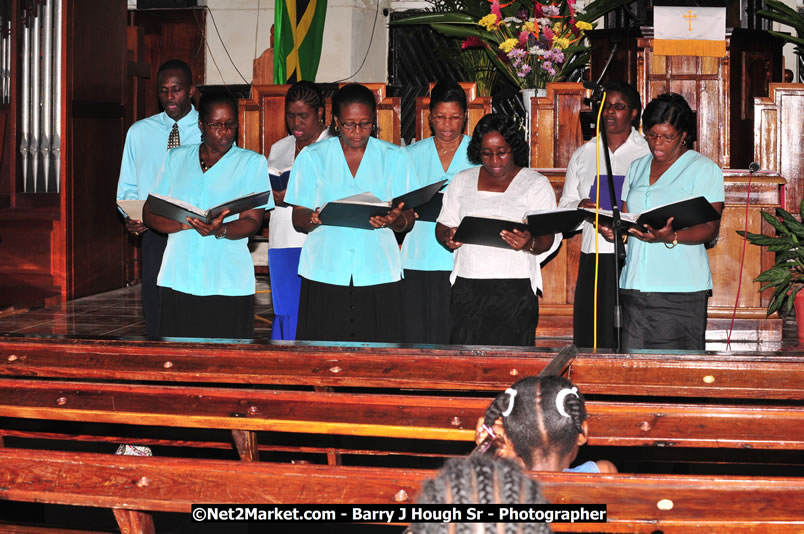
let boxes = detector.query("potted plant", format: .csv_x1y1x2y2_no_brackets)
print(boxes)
737,199,804,341
393,0,632,92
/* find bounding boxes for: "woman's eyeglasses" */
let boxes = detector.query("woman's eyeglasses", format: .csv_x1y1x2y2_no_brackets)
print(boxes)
205,121,237,131
340,121,374,131
603,102,630,111
644,132,679,143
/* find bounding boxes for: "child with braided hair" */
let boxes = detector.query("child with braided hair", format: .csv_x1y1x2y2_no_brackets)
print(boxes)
406,454,553,534
474,375,617,473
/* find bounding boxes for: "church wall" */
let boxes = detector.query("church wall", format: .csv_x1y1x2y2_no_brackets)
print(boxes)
203,0,390,84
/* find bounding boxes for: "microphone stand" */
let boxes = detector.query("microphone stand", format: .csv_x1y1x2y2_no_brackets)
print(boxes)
585,86,625,353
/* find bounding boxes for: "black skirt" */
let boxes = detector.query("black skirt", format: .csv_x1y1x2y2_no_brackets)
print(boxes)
159,288,255,340
620,289,709,350
573,252,618,349
401,269,451,345
450,277,538,347
296,278,404,343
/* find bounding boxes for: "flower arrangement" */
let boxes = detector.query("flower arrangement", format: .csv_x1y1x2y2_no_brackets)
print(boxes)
395,0,632,90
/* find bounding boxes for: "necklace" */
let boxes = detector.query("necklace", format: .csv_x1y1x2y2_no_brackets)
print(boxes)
199,154,210,172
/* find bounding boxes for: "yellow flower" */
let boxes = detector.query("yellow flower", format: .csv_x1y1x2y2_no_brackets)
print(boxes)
576,20,593,31
553,37,571,49
478,14,500,31
553,22,562,34
498,38,519,53
523,21,536,33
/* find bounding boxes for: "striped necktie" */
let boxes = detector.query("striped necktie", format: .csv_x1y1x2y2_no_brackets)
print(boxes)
167,122,180,149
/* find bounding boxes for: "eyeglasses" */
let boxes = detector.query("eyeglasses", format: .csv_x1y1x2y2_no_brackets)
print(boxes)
644,132,679,143
340,121,374,131
205,121,237,131
479,149,512,159
603,102,630,111
432,115,465,123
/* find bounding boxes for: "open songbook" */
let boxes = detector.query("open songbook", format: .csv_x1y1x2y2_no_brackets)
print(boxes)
317,179,447,230
146,191,271,225
526,196,721,236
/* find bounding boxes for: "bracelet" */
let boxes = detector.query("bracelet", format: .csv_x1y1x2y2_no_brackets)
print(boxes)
215,224,227,240
664,231,678,249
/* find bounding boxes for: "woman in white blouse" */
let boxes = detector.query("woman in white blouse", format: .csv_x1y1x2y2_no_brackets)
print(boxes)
436,113,559,346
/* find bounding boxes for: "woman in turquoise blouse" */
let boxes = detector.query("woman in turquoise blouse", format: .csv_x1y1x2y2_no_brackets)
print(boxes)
285,84,423,343
602,93,724,350
402,80,476,344
143,90,273,339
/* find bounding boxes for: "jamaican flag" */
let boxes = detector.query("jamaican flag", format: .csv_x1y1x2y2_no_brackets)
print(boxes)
274,0,327,82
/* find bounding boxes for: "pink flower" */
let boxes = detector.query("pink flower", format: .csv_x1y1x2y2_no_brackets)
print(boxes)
462,36,484,49
533,1,543,18
490,0,502,20
519,30,530,45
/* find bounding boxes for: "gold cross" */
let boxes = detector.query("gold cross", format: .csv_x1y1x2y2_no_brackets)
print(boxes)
684,10,697,32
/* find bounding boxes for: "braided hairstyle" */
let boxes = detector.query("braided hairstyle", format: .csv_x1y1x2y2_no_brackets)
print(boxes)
467,113,529,168
286,80,325,116
410,455,552,534
482,376,587,469
329,83,377,137
642,92,697,147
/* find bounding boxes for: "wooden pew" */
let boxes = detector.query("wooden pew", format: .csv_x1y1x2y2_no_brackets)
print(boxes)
1,336,802,400
1,378,802,452
1,336,802,532
0,448,801,533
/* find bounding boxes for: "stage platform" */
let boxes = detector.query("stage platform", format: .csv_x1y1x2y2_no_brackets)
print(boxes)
0,276,799,351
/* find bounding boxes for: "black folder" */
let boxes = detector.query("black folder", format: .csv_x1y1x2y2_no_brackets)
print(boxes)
414,191,444,223
147,191,270,225
318,179,447,230
526,196,721,235
452,216,529,249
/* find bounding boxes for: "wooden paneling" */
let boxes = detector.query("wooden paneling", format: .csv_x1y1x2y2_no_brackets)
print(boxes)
528,83,588,168
414,82,491,140
754,84,804,216
239,83,401,158
65,1,128,300
130,9,206,119
637,33,731,168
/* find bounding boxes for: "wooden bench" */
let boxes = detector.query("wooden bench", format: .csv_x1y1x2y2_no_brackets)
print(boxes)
1,378,802,453
1,336,802,532
1,336,802,399
0,448,801,533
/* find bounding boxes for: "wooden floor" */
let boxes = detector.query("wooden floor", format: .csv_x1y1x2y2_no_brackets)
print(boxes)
0,276,799,351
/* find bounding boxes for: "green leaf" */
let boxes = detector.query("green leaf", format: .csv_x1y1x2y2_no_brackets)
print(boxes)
578,0,634,23
391,12,477,25
762,210,791,235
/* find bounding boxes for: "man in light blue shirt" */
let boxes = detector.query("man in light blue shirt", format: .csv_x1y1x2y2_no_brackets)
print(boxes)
116,59,201,337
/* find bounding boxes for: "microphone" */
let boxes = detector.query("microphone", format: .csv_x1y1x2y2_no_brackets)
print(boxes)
748,162,760,173
583,80,604,93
